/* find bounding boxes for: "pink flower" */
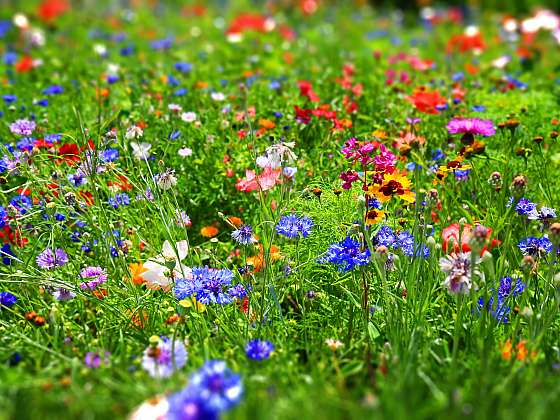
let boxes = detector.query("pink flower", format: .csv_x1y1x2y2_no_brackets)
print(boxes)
236,167,282,192
374,144,397,173
447,118,495,137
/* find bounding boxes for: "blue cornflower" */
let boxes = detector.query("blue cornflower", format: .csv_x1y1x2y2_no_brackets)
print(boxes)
275,214,313,239
454,169,470,181
9,194,32,214
42,85,64,95
375,226,397,248
228,283,247,299
528,206,556,221
231,224,254,245
478,276,525,324
245,339,274,361
3,94,16,103
472,105,486,112
431,149,445,161
16,137,34,151
518,236,552,256
175,267,240,305
168,130,181,141
515,198,537,215
1,244,15,265
68,171,87,187
175,62,193,73
368,197,383,209
0,291,17,309
167,360,243,420
108,193,130,209
321,237,370,272
100,148,119,162
0,206,7,227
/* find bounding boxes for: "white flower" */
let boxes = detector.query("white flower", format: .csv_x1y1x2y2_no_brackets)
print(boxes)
211,92,225,101
107,63,120,75
155,168,177,191
141,338,188,378
178,147,192,157
129,396,169,420
439,252,481,294
181,112,197,123
93,43,107,56
125,125,143,139
130,142,152,160
168,103,183,113
140,240,191,291
256,155,270,168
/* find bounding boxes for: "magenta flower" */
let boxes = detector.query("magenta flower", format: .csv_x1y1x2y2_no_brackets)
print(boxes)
79,266,108,290
447,118,496,137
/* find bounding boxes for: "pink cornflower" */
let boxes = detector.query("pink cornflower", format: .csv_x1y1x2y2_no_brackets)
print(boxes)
447,118,496,139
79,266,108,290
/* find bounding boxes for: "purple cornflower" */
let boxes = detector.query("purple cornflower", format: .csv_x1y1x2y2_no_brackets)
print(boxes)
321,237,370,272
231,224,254,245
52,288,76,301
515,198,537,215
245,339,274,361
447,118,496,137
79,266,108,290
528,206,556,221
84,351,110,368
439,252,481,294
275,214,314,239
0,291,17,309
36,248,69,270
9,119,36,136
141,337,188,378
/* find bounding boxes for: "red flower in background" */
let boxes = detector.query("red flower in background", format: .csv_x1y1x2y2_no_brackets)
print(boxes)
56,143,81,166
406,88,446,114
37,0,69,23
297,80,320,102
226,14,275,36
15,56,34,73
446,32,486,54
442,223,500,255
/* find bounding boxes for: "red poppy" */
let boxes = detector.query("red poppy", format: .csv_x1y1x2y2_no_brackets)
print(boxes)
294,106,313,124
79,191,94,206
226,14,273,35
446,32,486,54
56,143,81,166
406,88,446,114
297,80,320,102
15,56,34,73
37,0,69,23
107,175,133,191
442,223,500,255
0,226,28,247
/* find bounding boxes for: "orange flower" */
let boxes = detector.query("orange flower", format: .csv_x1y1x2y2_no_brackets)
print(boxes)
200,226,219,238
406,87,446,114
247,245,281,272
516,340,528,361
228,216,243,228
129,262,147,285
365,209,385,225
500,339,513,361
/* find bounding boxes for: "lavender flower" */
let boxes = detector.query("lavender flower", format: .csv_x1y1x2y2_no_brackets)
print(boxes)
439,252,481,294
79,266,108,290
9,119,36,136
231,224,254,245
36,248,69,270
141,337,188,378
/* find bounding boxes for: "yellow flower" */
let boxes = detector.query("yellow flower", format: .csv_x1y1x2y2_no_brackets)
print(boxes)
369,172,415,203
365,209,385,225
179,297,206,312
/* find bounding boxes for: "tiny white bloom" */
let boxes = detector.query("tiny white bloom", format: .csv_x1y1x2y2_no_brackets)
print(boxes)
181,112,197,123
211,92,225,101
178,147,193,157
125,125,143,139
130,142,152,160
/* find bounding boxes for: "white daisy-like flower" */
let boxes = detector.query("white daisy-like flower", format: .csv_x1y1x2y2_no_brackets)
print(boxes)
178,147,192,157
181,112,197,123
125,125,143,139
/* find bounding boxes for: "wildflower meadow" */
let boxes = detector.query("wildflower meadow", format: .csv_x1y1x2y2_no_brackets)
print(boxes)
1,1,560,419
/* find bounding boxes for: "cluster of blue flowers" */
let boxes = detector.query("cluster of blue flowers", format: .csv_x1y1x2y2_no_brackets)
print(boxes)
108,193,130,209
477,276,526,324
518,236,553,256
374,225,430,258
513,197,556,222
174,267,247,305
166,360,243,420
275,214,314,239
321,236,370,272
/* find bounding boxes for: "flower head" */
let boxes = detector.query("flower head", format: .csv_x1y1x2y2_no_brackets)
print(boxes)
36,248,68,270
79,266,108,290
275,214,313,239
141,336,188,378
439,252,481,294
10,119,36,136
0,291,17,309
245,339,274,361
231,224,255,245
321,236,370,272
447,118,495,137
